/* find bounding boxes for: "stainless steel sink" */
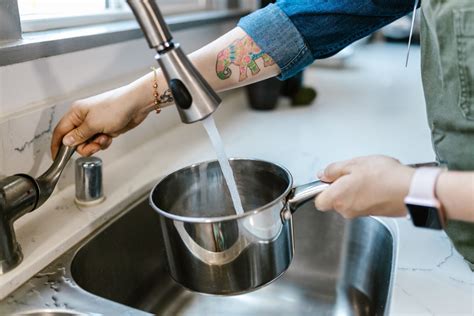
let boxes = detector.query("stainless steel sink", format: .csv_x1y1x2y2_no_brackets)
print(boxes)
1,191,396,316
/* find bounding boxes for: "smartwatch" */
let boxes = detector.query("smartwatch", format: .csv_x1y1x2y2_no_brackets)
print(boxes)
404,167,446,230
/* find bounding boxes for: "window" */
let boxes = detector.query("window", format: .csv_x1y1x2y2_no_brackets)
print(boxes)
18,0,123,16
1,0,250,66
18,0,214,32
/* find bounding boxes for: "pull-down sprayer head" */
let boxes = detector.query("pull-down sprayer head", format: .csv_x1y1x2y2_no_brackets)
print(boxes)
127,0,221,124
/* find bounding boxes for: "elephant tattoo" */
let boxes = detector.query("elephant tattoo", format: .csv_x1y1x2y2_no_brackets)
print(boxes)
216,35,275,82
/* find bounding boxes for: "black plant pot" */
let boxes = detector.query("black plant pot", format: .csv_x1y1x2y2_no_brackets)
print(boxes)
246,77,283,111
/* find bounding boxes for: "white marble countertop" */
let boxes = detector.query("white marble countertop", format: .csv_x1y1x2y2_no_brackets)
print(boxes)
0,43,473,315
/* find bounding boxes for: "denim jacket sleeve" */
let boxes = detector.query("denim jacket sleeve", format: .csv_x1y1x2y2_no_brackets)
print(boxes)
238,1,415,79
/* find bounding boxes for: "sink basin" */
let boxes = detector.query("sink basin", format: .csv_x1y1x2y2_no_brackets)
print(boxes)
70,196,396,315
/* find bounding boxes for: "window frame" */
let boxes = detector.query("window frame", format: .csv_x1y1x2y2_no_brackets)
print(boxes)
19,0,215,33
20,11,134,32
0,0,253,67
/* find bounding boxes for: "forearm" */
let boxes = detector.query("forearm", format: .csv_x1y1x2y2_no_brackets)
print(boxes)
128,27,280,114
436,171,474,223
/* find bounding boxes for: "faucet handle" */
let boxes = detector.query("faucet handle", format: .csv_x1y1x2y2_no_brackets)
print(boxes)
35,144,76,208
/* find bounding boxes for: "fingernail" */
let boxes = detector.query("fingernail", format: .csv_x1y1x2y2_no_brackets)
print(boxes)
63,135,75,146
314,200,324,211
317,169,324,179
99,137,107,146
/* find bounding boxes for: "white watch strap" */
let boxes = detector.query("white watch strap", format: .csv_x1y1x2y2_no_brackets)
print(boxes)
405,167,443,207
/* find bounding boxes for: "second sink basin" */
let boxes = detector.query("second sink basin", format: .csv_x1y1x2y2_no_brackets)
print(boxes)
70,196,395,315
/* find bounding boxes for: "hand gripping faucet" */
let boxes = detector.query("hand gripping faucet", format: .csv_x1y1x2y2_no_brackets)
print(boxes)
0,145,75,274
126,0,221,123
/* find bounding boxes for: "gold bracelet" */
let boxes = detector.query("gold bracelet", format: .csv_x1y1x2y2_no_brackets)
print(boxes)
151,67,161,114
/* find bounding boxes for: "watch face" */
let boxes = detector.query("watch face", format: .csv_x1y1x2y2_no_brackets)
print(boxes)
407,204,443,230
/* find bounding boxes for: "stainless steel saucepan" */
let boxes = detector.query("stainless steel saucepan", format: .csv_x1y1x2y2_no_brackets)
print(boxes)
150,158,329,295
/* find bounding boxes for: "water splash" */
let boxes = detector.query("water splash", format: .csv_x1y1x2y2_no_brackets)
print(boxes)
33,265,79,309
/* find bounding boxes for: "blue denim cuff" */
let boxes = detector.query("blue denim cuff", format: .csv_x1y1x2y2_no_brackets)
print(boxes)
238,4,314,80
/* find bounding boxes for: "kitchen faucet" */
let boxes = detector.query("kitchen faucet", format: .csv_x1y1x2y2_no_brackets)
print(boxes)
126,0,221,123
0,145,75,274
0,0,218,275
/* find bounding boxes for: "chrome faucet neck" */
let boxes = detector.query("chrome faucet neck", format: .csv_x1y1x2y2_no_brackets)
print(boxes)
127,0,173,50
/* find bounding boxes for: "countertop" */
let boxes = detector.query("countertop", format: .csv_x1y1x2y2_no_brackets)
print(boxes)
0,43,473,315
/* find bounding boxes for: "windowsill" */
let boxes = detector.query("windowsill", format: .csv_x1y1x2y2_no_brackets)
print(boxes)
0,9,249,67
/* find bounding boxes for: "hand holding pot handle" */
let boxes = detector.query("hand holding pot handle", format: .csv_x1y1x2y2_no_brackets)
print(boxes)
288,180,330,213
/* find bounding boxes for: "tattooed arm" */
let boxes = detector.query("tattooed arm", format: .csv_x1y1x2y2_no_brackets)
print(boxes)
52,27,280,157
130,27,280,107
194,27,280,89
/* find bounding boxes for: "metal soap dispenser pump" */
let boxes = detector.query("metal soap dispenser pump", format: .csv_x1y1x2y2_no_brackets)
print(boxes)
126,0,221,123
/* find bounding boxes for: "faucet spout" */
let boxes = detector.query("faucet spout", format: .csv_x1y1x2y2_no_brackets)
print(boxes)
0,174,37,274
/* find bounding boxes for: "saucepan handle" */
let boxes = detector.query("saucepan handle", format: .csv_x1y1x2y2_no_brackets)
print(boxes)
287,180,330,213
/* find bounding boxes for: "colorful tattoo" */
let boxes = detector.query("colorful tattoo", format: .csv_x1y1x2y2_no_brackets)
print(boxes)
216,35,275,82
159,88,174,105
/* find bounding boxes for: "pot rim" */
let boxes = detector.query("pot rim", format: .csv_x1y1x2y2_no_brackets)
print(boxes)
149,158,294,223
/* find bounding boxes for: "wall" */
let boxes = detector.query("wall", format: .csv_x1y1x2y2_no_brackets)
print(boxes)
0,21,237,188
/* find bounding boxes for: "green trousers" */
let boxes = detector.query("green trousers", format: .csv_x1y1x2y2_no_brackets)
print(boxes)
421,0,474,270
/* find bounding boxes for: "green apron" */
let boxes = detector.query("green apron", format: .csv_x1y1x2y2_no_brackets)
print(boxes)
421,0,474,270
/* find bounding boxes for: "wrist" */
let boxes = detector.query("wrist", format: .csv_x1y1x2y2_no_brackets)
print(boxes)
395,166,415,215
127,73,156,114
400,166,416,194
435,171,450,221
434,170,446,200
131,69,175,115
